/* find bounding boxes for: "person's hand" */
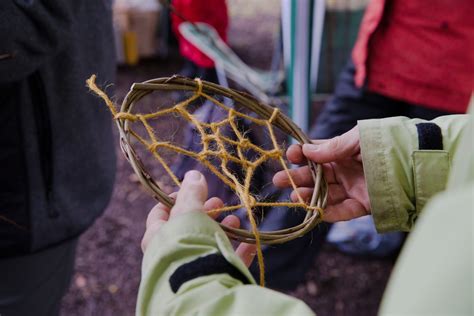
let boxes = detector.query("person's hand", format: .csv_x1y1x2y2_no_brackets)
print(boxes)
273,126,370,222
141,170,257,267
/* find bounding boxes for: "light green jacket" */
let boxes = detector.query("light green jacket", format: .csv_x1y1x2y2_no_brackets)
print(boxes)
137,106,473,316
359,109,473,315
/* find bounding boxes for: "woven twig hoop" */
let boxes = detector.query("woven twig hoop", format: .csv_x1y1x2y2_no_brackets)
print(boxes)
117,76,328,245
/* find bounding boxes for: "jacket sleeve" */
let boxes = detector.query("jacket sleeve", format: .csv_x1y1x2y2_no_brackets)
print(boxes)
136,212,315,316
358,114,469,232
378,183,473,315
0,0,82,83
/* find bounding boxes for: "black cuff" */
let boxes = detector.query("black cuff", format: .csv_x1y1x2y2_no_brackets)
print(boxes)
416,123,443,150
169,253,251,293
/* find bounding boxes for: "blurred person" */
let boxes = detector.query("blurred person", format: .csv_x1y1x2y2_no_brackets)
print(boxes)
258,0,474,287
137,97,472,314
313,0,473,135
170,0,229,83
0,1,116,315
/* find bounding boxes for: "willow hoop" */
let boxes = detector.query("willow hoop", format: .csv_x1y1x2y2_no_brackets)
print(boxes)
116,76,328,245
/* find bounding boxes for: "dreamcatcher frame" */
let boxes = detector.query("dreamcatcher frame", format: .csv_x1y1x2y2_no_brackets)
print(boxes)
95,75,328,246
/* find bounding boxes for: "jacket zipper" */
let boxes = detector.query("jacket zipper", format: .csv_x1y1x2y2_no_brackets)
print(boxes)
32,72,58,218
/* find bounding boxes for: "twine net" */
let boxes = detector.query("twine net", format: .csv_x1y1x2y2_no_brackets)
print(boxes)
87,75,324,286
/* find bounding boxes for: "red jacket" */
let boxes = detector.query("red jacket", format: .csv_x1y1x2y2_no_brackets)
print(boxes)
352,0,473,113
171,0,228,68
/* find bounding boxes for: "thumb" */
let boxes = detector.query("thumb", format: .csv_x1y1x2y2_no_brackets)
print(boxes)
171,170,208,217
302,126,360,163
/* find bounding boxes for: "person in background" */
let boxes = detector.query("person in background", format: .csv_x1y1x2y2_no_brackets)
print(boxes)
0,1,116,315
170,0,228,83
137,97,472,315
259,0,473,288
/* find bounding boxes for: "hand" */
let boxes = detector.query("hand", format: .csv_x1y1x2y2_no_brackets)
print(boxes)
141,170,257,267
273,126,370,222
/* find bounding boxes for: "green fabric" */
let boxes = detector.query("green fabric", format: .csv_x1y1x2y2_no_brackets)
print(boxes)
360,104,473,315
136,212,314,316
379,184,473,315
412,150,450,211
359,115,468,232
137,104,472,315
448,109,474,190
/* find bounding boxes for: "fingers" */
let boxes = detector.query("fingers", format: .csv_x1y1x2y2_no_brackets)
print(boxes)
326,184,348,205
220,214,257,268
204,197,224,219
290,184,347,205
286,144,305,164
290,187,313,203
235,243,257,268
142,192,177,252
273,165,314,188
146,192,179,229
172,170,208,217
142,192,222,252
273,162,338,189
142,204,168,252
221,214,240,228
322,199,369,222
146,203,170,229
286,139,329,165
141,219,166,252
302,127,360,163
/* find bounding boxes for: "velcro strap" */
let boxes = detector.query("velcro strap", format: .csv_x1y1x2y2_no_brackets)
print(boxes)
412,123,448,213
416,123,443,150
169,253,251,293
412,151,450,213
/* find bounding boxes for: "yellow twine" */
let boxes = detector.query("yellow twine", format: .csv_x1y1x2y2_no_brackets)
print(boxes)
86,75,322,287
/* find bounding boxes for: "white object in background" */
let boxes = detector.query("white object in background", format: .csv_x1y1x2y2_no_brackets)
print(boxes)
282,0,325,134
281,0,292,76
115,0,161,12
310,0,325,94
292,0,312,134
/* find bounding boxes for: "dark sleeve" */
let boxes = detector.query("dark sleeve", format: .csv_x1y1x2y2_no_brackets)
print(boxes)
0,0,82,83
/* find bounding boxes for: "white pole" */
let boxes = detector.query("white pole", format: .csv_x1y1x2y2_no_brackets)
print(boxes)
291,0,311,133
281,0,292,75
310,0,326,93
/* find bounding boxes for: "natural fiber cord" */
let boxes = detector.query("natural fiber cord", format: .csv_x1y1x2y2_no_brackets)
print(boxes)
87,75,328,286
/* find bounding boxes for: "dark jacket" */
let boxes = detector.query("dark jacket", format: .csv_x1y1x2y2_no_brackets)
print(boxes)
0,0,116,256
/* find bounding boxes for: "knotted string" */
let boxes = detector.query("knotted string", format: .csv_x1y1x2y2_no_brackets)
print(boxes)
87,75,323,286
